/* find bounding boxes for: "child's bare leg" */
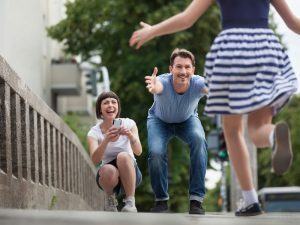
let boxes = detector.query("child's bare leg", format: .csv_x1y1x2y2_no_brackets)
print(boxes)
222,114,254,191
222,114,263,215
248,107,293,175
248,107,274,148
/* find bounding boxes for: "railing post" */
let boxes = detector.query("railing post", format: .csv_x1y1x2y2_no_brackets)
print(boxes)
62,136,66,191
57,132,62,189
39,116,46,185
15,94,22,179
5,83,12,181
52,127,57,188
31,109,38,183
46,121,51,186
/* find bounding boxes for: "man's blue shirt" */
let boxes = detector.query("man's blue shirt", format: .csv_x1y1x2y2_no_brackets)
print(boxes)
148,73,206,123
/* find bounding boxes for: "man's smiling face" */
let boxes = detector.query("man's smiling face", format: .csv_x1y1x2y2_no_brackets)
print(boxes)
170,56,195,87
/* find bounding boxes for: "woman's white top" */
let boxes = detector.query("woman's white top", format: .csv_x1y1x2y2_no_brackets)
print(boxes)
87,118,136,165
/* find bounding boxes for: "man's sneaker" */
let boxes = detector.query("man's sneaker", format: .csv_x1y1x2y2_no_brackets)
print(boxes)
121,198,137,213
272,122,293,175
189,200,205,215
235,202,263,216
104,194,118,212
150,200,168,213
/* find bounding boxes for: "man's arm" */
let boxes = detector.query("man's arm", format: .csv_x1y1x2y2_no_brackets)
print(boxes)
202,87,208,95
145,67,163,94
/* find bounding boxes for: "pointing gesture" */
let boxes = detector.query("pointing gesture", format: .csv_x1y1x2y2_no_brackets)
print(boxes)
145,67,163,94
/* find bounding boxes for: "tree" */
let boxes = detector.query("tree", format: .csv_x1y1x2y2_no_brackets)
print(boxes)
47,0,220,120
47,0,220,211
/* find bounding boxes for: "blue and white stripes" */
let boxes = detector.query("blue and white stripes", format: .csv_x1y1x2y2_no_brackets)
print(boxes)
204,28,298,116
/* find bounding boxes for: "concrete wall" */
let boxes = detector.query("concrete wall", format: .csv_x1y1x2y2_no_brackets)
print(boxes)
0,0,47,101
0,0,66,106
0,0,100,116
0,56,104,210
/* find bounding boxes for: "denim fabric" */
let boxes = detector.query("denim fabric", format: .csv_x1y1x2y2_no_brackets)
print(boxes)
147,116,207,201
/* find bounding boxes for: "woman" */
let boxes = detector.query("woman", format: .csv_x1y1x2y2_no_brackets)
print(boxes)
87,91,142,212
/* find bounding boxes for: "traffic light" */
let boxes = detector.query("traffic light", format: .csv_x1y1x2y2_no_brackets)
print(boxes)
218,129,228,161
85,71,98,96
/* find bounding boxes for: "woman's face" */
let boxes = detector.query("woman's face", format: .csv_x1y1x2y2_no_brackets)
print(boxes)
100,97,119,120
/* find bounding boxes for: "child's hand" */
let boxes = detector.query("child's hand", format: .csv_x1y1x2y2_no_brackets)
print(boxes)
129,21,154,49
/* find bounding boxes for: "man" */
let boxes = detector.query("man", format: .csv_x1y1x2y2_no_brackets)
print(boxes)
145,48,208,214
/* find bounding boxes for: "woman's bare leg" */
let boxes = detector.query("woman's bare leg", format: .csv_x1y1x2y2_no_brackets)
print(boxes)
117,152,136,197
99,164,119,194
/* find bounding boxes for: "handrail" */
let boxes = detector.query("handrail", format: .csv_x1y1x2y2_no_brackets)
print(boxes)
0,56,103,210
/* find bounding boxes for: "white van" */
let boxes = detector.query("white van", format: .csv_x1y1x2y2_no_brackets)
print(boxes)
258,186,300,212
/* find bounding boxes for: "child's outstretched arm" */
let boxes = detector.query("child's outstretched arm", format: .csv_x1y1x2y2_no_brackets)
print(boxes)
272,0,300,34
129,0,214,49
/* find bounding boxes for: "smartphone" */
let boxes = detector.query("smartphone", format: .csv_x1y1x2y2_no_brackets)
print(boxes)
113,118,122,128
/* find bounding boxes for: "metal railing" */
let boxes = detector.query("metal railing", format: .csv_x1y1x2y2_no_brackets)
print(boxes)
0,56,103,210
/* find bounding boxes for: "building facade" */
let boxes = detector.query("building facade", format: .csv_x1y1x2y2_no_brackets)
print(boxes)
0,0,100,115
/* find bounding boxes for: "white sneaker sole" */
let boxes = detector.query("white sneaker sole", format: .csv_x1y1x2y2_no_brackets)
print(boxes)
121,206,137,213
272,122,293,175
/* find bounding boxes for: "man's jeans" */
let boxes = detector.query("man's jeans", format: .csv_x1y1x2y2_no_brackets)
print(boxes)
147,116,207,202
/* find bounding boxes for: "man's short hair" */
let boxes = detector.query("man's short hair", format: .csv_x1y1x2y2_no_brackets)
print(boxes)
170,48,195,66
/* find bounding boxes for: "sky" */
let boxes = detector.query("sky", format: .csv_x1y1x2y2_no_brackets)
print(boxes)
206,1,300,190
272,1,300,93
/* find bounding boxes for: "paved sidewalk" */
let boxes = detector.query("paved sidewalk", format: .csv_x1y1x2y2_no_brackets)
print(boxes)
1,209,300,225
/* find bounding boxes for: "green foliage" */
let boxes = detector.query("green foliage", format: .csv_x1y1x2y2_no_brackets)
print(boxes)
49,195,58,210
204,185,220,212
204,162,231,212
168,139,190,212
62,113,94,151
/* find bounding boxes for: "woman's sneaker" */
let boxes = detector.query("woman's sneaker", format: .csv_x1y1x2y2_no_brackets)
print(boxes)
235,202,263,216
272,122,293,175
121,198,137,213
105,194,118,212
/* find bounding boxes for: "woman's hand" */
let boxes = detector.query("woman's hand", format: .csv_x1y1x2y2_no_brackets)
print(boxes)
119,125,142,156
119,126,135,141
104,126,120,142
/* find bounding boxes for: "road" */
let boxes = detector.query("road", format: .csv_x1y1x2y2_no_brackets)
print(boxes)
1,209,300,225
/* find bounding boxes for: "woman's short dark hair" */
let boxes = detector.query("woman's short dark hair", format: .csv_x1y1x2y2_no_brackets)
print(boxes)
170,48,195,66
95,91,121,119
